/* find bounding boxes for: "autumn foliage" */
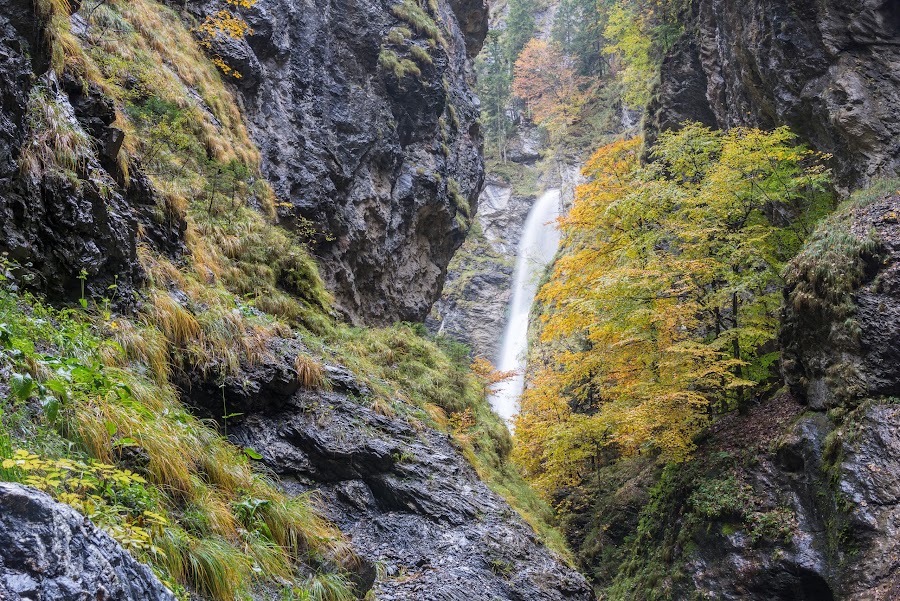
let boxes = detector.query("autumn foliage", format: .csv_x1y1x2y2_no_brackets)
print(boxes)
515,125,833,492
512,39,583,138
470,356,516,394
194,0,258,78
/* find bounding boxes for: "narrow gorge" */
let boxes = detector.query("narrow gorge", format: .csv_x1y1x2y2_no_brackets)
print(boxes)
1,0,900,599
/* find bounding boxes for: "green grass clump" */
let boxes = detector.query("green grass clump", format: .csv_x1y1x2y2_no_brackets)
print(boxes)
283,573,356,601
385,26,412,46
409,44,433,65
486,158,541,198
784,216,883,325
781,179,896,404
448,177,470,218
378,48,422,79
390,0,446,47
784,178,898,323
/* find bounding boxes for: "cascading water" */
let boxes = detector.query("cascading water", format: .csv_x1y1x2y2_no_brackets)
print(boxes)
489,188,561,426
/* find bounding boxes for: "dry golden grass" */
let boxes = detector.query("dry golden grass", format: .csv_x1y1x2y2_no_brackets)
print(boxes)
148,290,201,347
109,0,260,167
17,0,361,596
295,353,325,389
102,318,171,383
423,402,448,428
371,396,398,418
190,483,240,539
19,87,93,180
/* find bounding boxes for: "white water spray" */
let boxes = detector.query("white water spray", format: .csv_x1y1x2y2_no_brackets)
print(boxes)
489,188,561,426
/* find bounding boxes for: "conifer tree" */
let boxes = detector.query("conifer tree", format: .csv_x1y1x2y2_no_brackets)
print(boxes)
504,0,538,64
476,30,513,161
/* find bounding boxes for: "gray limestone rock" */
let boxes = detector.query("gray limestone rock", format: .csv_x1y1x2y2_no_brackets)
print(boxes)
0,482,177,601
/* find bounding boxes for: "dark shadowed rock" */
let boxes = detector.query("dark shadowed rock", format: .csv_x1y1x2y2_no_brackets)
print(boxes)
569,394,900,599
648,0,900,190
643,37,717,151
184,0,488,325
781,190,900,409
0,482,176,601
0,0,185,305
448,0,489,58
227,378,594,601
687,402,900,600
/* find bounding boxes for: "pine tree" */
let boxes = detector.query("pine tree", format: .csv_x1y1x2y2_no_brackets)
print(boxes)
551,0,608,77
504,0,538,64
476,31,513,161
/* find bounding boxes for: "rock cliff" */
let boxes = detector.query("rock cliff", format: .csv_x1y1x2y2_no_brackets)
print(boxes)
0,0,594,597
188,0,488,325
427,178,529,360
0,0,184,304
187,349,595,600
781,182,900,409
0,482,177,600
647,0,900,190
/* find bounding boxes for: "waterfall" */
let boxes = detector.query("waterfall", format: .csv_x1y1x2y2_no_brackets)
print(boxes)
489,188,561,426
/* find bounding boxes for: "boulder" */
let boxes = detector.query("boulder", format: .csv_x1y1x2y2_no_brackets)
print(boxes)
0,482,176,601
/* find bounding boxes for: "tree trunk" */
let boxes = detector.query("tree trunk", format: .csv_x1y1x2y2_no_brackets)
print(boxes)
732,291,747,414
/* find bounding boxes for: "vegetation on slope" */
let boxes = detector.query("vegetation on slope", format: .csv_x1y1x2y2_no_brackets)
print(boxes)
0,286,351,600
477,0,685,162
0,0,575,596
781,178,897,405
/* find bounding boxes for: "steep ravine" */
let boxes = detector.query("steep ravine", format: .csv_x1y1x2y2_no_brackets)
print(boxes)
548,0,900,596
0,0,597,599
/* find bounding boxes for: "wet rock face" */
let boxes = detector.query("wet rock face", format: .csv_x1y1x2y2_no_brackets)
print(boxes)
781,192,900,409
564,391,900,599
648,0,900,189
228,375,594,601
0,482,176,601
685,410,838,601
0,0,184,304
688,403,900,600
193,0,488,325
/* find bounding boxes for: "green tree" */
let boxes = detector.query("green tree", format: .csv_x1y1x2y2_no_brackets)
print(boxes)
504,0,538,64
551,0,608,77
476,30,513,161
602,0,686,108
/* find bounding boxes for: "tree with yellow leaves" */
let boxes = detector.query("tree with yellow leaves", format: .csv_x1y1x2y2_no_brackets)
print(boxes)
515,125,832,492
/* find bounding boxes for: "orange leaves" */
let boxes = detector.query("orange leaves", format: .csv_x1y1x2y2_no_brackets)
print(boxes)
511,39,584,140
470,356,516,393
